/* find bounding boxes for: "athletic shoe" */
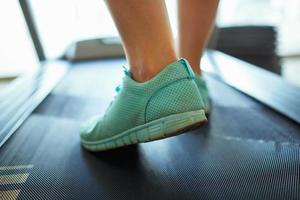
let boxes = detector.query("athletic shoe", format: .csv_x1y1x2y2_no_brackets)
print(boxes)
195,75,210,114
80,59,207,151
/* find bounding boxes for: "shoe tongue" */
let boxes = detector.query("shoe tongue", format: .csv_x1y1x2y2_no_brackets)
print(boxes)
122,66,132,77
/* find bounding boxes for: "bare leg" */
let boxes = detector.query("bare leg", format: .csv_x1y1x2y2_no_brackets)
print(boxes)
106,0,177,82
178,0,219,75
80,0,208,152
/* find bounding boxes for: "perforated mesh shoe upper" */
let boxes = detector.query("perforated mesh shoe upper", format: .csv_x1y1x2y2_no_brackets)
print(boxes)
80,59,205,143
195,75,210,114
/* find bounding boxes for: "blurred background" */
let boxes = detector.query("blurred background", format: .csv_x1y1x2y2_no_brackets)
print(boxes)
0,0,299,89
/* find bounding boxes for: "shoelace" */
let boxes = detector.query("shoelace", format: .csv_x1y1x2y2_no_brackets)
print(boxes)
112,65,131,94
104,66,130,115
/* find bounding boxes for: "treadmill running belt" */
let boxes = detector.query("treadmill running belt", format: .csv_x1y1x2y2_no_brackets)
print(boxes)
0,58,299,200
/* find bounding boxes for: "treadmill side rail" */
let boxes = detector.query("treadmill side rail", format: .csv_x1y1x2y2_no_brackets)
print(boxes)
205,50,300,124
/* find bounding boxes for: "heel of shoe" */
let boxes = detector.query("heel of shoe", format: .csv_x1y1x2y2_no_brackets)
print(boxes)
145,109,207,141
145,78,205,123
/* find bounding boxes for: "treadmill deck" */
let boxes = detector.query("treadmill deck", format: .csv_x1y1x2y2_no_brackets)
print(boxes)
0,58,299,199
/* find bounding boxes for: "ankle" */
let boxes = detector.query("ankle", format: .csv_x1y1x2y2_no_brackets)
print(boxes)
130,55,178,82
193,67,202,76
131,67,157,82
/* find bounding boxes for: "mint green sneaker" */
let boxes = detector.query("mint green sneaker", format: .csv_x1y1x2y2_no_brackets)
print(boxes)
195,75,210,114
80,59,207,151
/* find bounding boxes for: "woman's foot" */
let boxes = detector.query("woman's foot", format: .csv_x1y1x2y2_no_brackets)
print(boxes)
80,59,207,151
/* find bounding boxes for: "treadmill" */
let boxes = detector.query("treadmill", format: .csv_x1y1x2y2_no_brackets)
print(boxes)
0,1,300,200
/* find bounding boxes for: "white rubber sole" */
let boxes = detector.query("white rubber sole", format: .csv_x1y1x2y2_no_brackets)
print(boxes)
81,109,207,152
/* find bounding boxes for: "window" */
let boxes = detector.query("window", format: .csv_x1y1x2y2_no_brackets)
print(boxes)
0,0,38,90
28,0,177,59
